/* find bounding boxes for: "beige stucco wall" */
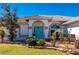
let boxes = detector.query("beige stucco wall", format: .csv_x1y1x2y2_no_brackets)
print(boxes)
28,19,63,38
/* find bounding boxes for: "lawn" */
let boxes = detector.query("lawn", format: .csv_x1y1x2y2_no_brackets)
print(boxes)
0,44,67,55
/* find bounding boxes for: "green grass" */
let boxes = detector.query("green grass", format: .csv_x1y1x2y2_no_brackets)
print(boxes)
0,44,67,55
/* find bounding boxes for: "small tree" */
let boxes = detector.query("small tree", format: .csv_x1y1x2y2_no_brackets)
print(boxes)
1,4,18,42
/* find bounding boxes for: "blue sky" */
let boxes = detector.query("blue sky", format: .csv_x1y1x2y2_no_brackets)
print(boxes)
1,3,79,18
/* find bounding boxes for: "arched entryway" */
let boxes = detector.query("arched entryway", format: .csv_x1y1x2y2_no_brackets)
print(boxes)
32,21,44,39
49,23,61,40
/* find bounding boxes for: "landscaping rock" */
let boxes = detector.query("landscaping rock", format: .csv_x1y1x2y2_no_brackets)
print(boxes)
56,48,64,51
56,44,65,48
67,44,75,49
45,42,52,47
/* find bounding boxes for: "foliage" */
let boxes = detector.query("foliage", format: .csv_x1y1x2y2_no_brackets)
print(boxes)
64,34,68,37
1,4,18,42
26,39,37,46
60,31,64,41
52,32,56,47
37,39,46,46
75,40,79,49
67,34,72,43
8,26,17,41
52,31,56,39
0,30,5,43
67,29,72,43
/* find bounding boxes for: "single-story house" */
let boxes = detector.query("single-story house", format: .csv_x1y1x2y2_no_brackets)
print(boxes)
1,15,79,41
16,15,79,41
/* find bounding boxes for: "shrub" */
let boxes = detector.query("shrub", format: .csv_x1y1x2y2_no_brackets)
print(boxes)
75,40,79,49
26,39,37,46
37,39,46,46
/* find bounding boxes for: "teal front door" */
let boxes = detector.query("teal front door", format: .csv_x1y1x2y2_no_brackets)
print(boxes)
34,26,44,39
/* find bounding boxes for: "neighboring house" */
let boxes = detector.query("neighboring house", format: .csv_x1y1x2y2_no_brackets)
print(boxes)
16,15,79,41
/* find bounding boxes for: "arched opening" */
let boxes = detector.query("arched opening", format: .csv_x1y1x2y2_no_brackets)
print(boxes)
32,21,44,39
49,23,61,40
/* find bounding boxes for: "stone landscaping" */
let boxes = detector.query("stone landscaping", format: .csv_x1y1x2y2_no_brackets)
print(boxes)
45,41,79,55
26,40,78,55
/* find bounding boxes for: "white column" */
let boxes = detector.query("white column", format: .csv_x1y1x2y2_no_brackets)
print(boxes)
63,26,68,35
29,29,32,37
28,21,33,37
42,20,49,39
44,27,49,38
